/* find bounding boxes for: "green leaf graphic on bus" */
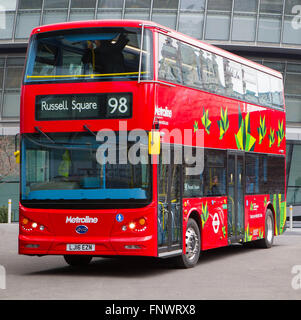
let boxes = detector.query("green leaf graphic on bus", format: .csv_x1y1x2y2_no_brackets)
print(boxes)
235,110,256,151
269,128,275,147
277,120,284,147
222,226,226,238
218,107,229,140
193,120,199,133
278,194,286,234
201,108,211,134
201,202,209,227
257,115,267,144
272,193,286,235
244,224,253,242
250,202,254,211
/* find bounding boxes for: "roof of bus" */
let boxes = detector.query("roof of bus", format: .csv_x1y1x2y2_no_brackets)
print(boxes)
31,19,282,79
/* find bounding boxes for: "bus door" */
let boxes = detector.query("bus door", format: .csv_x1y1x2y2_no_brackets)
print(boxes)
227,152,245,243
157,146,183,257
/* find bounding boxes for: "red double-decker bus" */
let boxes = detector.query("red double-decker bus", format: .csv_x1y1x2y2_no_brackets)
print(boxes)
19,20,286,268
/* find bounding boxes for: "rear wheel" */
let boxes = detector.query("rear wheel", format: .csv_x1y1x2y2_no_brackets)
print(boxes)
174,218,201,268
255,209,274,248
64,255,92,266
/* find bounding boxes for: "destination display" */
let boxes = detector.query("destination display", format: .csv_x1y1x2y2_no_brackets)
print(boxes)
35,93,132,121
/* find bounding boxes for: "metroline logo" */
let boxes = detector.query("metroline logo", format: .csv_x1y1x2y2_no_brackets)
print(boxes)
66,216,98,224
155,106,172,118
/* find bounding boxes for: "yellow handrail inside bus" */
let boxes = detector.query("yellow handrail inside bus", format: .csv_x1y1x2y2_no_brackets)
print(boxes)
26,71,148,79
158,201,165,230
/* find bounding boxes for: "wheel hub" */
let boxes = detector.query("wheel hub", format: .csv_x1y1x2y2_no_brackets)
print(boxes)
186,227,199,261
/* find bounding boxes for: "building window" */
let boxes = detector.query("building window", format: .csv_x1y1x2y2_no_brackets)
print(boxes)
42,0,68,25
97,0,123,19
124,0,151,20
126,0,151,8
180,0,205,11
207,0,232,11
260,0,283,14
178,12,204,39
286,97,301,123
18,0,43,9
42,10,68,25
287,144,301,205
283,15,301,45
70,0,96,8
234,0,258,13
0,11,15,40
0,0,17,11
15,11,41,39
205,12,231,41
69,10,95,21
232,14,256,42
44,0,69,8
152,0,179,30
178,1,204,39
1,57,24,119
69,0,96,21
257,15,282,43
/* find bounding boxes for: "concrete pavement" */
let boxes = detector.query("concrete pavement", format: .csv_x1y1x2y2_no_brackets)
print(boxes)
0,224,301,300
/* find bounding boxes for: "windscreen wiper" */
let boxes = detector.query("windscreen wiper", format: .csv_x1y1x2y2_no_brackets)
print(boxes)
83,124,96,137
34,126,55,143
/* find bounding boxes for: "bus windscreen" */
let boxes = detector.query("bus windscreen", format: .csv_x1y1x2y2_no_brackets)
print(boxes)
21,133,151,204
24,27,153,83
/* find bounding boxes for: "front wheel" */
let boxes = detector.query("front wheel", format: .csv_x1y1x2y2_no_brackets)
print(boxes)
255,209,274,248
64,255,92,266
174,218,201,268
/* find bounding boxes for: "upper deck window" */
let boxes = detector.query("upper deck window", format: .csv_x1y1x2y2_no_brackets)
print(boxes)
158,33,284,110
24,27,153,84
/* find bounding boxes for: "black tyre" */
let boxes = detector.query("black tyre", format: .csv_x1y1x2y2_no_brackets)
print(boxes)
174,218,201,268
64,255,92,266
255,209,274,248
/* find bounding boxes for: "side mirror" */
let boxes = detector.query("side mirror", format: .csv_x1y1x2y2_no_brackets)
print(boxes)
148,130,160,155
14,133,20,164
14,150,20,164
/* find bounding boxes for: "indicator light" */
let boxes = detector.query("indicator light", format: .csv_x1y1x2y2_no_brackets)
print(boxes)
139,218,146,226
22,218,29,225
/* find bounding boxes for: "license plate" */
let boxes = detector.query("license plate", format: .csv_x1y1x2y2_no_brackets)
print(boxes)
66,244,95,252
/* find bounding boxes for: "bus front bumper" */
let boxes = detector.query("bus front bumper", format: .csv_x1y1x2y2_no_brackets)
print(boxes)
19,234,156,256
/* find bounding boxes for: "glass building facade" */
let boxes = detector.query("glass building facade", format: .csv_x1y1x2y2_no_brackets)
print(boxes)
0,0,301,220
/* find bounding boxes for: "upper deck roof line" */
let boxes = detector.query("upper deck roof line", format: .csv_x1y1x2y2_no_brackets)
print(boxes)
31,19,158,34
31,19,282,79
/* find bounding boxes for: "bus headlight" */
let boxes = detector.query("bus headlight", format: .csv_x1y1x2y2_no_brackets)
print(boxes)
127,217,147,232
129,222,136,230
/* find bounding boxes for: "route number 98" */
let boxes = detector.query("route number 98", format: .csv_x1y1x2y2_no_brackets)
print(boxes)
108,97,128,114
106,94,131,118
